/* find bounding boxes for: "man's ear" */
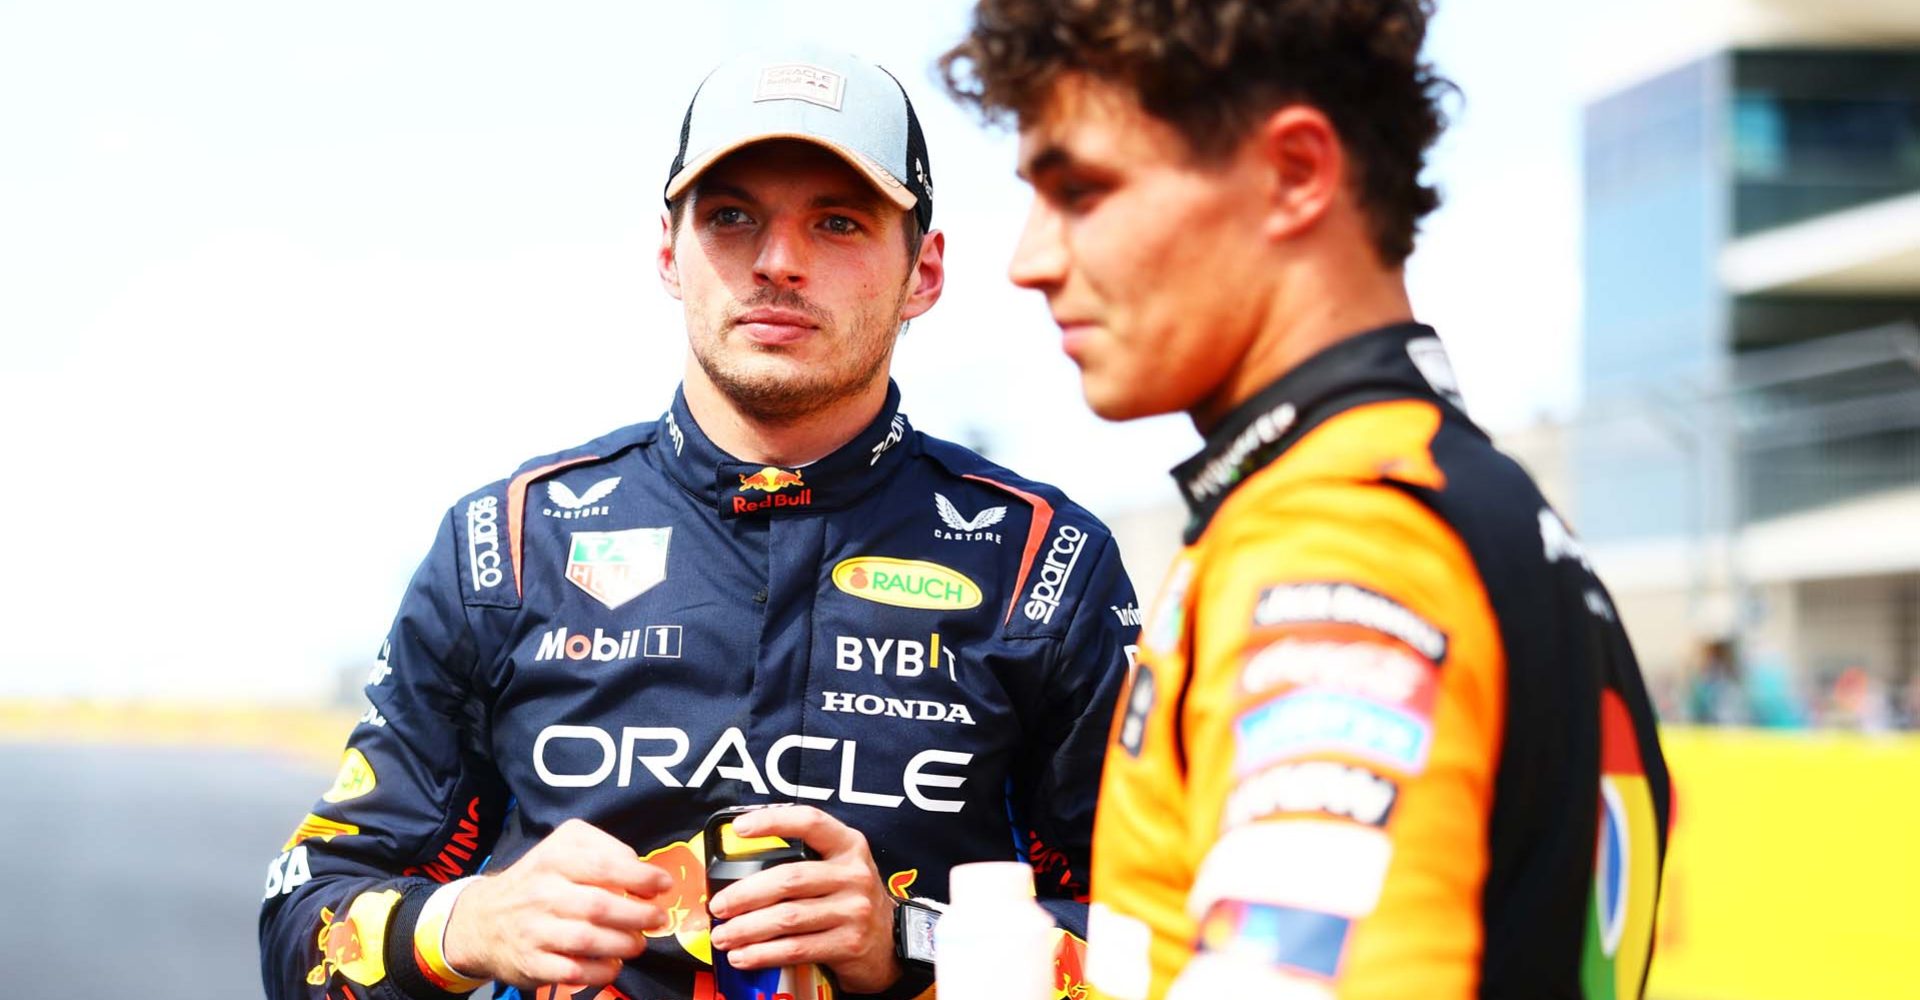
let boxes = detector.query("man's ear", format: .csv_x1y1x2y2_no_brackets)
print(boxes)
658,210,683,301
1252,104,1345,245
900,229,946,322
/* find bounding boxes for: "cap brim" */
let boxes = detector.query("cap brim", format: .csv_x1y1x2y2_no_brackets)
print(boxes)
664,132,919,213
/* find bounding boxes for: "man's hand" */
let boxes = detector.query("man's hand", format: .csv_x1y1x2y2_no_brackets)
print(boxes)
443,818,673,988
705,805,901,994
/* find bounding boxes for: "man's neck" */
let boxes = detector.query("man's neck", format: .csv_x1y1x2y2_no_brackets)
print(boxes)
681,370,891,467
1189,244,1415,436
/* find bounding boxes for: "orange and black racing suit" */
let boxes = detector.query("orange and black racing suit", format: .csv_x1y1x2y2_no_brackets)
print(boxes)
1085,324,1670,1000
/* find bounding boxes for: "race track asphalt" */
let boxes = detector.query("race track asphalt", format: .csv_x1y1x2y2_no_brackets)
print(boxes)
0,743,333,999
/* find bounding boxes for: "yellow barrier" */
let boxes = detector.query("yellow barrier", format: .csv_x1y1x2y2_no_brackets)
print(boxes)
0,699,358,770
1648,727,1920,1000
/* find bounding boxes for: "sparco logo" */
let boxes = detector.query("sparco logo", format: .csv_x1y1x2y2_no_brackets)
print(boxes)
465,497,503,591
533,724,972,813
1023,524,1088,624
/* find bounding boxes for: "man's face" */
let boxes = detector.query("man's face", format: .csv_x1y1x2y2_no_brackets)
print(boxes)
661,140,940,423
1010,74,1272,423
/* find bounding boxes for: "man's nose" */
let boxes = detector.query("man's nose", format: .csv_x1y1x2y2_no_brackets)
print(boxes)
1008,199,1067,291
754,220,809,289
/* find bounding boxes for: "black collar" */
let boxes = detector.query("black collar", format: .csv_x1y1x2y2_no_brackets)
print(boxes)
1170,323,1467,542
655,382,915,518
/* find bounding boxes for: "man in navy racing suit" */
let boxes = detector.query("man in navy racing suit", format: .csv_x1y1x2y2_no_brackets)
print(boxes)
258,45,1139,1000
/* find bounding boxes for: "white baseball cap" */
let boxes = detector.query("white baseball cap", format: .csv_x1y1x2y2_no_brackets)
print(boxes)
664,46,934,231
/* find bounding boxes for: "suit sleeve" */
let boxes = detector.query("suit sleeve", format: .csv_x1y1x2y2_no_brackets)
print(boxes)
1168,482,1503,1000
258,509,511,1000
1016,533,1138,982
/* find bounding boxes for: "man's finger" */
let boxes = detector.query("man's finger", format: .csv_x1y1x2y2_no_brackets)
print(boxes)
708,897,847,951
719,926,855,972
554,849,674,897
552,884,671,934
727,804,860,857
533,916,652,960
707,859,847,918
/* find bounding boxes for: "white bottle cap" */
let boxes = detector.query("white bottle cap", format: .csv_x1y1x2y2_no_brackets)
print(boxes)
949,861,1036,904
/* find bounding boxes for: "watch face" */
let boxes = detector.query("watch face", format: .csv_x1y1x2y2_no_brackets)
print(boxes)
901,904,939,963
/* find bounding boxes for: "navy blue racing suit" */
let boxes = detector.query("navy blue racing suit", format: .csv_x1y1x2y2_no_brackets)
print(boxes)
258,382,1139,1000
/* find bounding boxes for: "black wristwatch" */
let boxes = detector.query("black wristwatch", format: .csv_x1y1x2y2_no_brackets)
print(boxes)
892,898,940,970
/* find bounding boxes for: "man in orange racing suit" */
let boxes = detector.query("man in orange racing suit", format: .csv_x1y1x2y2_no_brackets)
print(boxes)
942,1,1671,997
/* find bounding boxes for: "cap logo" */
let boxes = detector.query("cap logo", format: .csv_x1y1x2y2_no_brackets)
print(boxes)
754,63,846,111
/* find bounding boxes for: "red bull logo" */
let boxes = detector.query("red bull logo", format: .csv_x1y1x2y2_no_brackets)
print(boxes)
640,837,713,963
886,869,919,899
1051,928,1088,1000
739,467,805,492
305,890,399,987
734,468,812,514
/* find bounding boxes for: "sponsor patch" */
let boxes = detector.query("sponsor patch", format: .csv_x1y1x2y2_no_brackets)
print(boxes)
1181,402,1297,506
366,640,391,687
1111,603,1142,628
262,845,312,899
754,62,846,110
305,889,401,987
534,625,681,663
464,496,504,591
564,527,671,610
1541,507,1594,570
1117,664,1156,758
1239,639,1436,711
934,492,1007,543
322,747,377,804
1234,692,1431,775
732,466,812,515
1024,524,1089,623
1198,900,1352,981
1188,821,1393,919
870,414,905,466
532,723,973,813
283,813,359,852
835,633,957,681
833,557,981,611
663,408,685,456
1581,690,1660,999
403,796,485,884
1251,583,1448,663
543,475,620,520
822,691,975,725
1223,761,1398,830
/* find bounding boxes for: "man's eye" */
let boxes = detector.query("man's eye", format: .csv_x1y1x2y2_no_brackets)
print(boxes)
711,207,752,227
821,215,862,235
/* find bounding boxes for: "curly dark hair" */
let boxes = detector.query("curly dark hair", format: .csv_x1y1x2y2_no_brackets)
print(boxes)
939,0,1453,265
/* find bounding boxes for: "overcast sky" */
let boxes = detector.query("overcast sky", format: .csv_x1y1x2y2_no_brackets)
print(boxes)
0,0,1695,701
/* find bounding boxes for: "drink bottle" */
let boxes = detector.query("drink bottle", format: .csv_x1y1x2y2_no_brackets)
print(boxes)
704,807,835,1000
933,861,1056,1000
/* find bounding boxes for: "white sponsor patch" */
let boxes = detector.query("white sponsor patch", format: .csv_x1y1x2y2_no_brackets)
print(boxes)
1023,523,1088,624
1222,761,1398,829
754,62,846,110
1252,583,1447,662
1187,821,1393,920
1087,903,1153,1000
1240,639,1431,705
464,496,504,591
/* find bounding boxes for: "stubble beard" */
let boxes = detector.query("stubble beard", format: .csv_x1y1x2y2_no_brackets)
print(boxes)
694,286,906,424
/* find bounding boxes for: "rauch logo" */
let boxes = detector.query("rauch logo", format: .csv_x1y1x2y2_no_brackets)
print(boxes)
832,557,981,611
